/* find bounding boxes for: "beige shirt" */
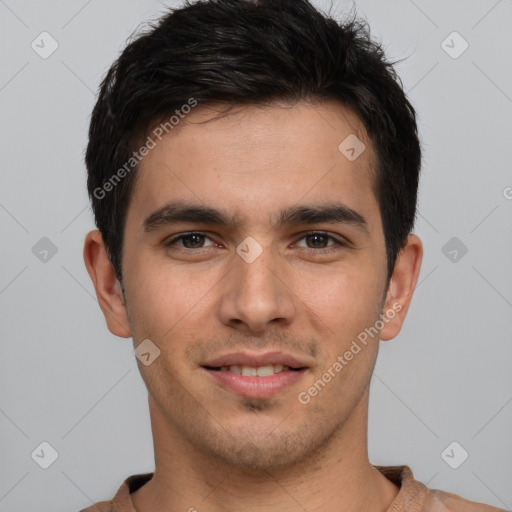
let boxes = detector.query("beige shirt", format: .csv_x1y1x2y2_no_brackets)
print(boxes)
79,465,507,512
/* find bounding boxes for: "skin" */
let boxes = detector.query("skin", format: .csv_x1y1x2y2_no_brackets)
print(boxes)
84,100,423,512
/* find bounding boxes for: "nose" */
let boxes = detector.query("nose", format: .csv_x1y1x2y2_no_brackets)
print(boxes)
217,241,296,334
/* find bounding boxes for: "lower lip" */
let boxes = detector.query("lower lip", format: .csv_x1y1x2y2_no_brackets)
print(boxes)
203,368,307,398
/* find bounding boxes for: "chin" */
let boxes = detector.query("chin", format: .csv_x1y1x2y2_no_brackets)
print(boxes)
195,417,339,474
213,440,307,472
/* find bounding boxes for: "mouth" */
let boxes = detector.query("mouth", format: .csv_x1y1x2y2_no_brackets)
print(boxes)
201,352,311,399
203,363,306,376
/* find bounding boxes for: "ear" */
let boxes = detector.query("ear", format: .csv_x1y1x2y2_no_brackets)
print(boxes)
380,233,423,341
83,230,131,338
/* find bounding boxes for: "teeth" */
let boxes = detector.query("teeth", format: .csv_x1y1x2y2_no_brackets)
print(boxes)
230,365,242,374
256,365,274,377
225,364,290,376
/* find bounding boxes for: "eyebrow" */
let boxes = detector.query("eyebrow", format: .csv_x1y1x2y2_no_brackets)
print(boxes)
142,201,368,234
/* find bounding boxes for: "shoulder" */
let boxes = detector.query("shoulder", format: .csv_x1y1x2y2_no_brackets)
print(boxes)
374,465,507,512
425,488,508,511
76,472,153,512
78,500,112,512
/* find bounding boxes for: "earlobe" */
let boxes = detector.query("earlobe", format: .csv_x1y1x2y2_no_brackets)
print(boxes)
83,230,131,338
380,234,423,341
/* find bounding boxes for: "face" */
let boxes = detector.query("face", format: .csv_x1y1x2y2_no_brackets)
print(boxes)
85,100,422,472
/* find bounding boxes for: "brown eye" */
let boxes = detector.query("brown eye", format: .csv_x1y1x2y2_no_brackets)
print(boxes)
295,232,346,252
165,232,215,249
305,233,330,248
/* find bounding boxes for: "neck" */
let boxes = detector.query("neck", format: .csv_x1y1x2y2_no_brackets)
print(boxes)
132,388,398,512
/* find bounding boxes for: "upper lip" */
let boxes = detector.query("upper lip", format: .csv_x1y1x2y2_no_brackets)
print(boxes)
201,351,312,369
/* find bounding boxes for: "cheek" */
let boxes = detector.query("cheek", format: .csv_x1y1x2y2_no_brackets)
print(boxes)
298,267,384,337
124,251,220,337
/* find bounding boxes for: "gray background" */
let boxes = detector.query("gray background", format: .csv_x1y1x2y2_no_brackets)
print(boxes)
1,0,511,510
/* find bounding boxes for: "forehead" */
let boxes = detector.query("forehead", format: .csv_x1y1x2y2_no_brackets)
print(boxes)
128,100,379,231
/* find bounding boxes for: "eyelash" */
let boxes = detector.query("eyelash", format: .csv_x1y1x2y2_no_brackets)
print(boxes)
164,231,347,254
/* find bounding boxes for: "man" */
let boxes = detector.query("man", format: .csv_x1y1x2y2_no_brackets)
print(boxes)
81,0,506,510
